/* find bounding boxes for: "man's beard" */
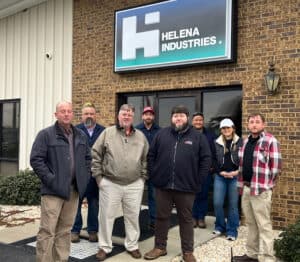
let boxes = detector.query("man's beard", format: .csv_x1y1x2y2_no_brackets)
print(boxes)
84,117,95,128
144,118,154,125
172,122,189,132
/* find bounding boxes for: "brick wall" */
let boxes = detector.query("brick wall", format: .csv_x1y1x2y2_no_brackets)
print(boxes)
72,0,300,229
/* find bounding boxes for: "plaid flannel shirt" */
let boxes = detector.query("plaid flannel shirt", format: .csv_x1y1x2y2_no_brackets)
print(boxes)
238,131,282,196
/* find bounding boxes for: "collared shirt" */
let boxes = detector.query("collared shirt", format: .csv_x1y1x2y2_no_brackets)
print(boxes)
237,131,282,196
87,127,94,137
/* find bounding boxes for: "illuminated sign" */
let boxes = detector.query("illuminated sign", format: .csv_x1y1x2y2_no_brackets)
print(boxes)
114,0,236,72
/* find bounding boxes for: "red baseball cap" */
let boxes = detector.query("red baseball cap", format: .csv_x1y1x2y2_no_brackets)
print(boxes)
143,106,155,114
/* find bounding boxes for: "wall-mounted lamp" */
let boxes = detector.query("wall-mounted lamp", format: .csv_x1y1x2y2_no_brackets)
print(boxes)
264,62,280,95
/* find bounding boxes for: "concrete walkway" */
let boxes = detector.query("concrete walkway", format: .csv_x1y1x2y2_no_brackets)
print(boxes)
0,206,216,261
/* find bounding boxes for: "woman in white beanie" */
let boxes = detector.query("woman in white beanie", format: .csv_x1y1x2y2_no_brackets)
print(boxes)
212,118,243,241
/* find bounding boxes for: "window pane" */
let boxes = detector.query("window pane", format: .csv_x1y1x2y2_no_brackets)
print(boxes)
203,90,242,136
3,103,14,127
127,96,143,125
0,101,20,160
158,97,195,127
127,95,155,126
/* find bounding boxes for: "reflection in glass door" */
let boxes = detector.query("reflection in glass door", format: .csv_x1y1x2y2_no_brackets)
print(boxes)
158,96,196,127
202,91,242,136
119,86,242,134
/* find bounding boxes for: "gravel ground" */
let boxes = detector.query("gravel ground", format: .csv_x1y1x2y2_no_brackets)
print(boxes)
0,205,41,230
172,226,281,262
0,205,281,262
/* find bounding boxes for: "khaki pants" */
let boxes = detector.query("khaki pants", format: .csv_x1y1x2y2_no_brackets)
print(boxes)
36,189,79,262
98,177,144,253
242,186,275,262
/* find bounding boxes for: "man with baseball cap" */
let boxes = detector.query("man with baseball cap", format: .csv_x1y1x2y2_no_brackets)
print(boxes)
144,105,211,262
136,106,160,230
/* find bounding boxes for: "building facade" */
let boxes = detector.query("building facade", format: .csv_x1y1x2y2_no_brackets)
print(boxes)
72,0,300,229
0,0,73,174
0,0,299,229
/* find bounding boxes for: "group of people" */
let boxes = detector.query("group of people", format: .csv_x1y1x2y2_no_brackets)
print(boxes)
30,101,281,262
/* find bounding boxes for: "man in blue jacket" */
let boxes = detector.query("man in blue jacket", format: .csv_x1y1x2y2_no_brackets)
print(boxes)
144,105,211,262
135,106,160,230
30,101,91,262
71,102,105,243
191,112,217,229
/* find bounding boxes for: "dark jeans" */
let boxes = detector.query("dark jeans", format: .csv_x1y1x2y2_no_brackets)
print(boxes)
148,181,156,224
192,173,212,220
154,188,195,253
71,177,99,234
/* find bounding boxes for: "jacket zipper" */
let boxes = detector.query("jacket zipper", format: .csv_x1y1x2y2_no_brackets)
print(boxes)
171,135,179,189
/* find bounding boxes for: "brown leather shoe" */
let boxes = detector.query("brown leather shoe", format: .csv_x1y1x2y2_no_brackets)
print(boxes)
96,249,107,261
193,219,198,228
198,219,207,228
88,232,98,242
182,252,196,262
71,233,80,243
233,254,258,261
144,248,167,260
127,249,142,259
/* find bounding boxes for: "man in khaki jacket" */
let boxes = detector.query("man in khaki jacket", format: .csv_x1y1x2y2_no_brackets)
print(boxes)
91,104,149,261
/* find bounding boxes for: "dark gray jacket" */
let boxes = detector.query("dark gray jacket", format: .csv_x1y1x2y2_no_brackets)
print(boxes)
30,121,91,199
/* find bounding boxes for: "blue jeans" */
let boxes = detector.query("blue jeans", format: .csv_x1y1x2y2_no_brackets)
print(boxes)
71,177,99,234
148,181,156,224
213,174,239,238
192,173,212,220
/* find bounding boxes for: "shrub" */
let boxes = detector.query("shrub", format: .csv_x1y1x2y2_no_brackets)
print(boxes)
274,218,300,262
0,169,41,205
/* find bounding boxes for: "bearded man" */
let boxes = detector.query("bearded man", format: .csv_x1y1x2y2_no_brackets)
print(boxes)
144,105,211,262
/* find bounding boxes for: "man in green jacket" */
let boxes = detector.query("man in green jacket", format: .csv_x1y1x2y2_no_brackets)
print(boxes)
92,104,149,261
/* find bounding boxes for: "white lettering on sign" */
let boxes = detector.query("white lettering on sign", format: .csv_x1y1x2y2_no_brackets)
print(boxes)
161,27,200,41
161,36,217,52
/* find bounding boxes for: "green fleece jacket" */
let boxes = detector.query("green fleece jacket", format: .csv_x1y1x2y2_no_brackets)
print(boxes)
91,125,149,185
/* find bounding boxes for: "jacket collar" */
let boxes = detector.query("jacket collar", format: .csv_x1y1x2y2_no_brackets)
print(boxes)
54,121,78,137
139,122,160,130
247,131,265,140
171,124,191,135
116,123,136,135
216,133,240,146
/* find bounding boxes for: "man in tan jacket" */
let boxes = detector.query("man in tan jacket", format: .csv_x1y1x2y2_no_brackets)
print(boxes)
92,104,149,261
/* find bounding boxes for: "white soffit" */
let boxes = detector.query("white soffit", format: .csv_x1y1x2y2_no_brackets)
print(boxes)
0,0,47,19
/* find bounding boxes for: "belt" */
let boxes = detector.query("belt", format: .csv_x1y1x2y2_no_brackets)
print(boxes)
244,181,251,187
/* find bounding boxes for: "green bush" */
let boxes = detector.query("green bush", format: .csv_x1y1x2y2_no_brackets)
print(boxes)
274,218,300,262
0,169,41,205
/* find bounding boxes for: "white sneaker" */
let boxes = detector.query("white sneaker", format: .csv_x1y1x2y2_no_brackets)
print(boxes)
212,230,222,235
226,235,236,241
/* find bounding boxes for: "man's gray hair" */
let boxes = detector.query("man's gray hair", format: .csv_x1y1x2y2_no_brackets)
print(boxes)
118,104,135,114
56,101,72,112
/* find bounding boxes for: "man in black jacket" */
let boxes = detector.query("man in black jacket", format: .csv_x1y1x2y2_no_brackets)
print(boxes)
30,101,91,262
144,105,211,262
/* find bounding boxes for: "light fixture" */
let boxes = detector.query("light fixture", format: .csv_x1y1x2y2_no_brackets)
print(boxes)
264,61,280,95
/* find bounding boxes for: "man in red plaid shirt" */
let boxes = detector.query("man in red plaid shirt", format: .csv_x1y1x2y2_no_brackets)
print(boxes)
234,113,281,262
